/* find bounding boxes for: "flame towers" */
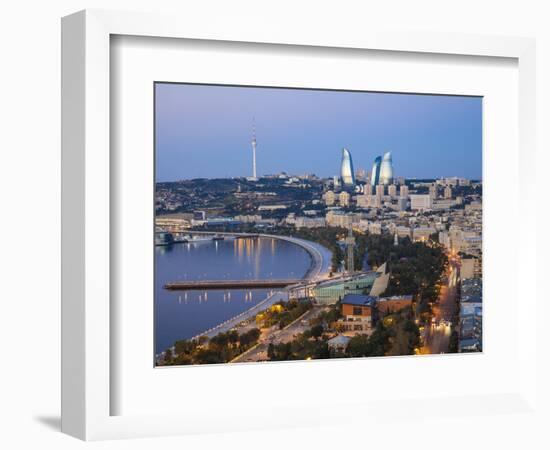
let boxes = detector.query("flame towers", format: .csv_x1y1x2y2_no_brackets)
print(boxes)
379,151,393,185
371,151,393,186
340,148,356,189
371,156,382,187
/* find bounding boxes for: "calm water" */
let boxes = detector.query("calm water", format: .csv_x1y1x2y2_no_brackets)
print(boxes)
155,237,312,353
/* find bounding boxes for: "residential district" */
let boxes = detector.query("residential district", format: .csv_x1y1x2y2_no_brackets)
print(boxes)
156,148,482,365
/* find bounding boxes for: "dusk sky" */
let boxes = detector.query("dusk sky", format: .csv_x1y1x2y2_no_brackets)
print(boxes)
155,83,482,182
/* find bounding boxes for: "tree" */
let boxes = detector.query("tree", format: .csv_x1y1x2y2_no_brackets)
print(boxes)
310,324,324,339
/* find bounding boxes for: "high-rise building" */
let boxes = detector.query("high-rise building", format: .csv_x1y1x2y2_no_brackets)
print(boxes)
444,185,453,199
340,148,356,189
375,184,384,198
429,183,437,200
388,184,397,198
370,156,382,187
379,151,394,185
364,184,372,196
399,185,409,198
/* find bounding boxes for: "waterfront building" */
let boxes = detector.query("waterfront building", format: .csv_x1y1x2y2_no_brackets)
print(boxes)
312,271,380,305
340,148,356,189
388,184,397,198
410,194,433,211
155,213,194,231
323,190,336,206
339,190,351,207
370,156,382,187
379,151,394,185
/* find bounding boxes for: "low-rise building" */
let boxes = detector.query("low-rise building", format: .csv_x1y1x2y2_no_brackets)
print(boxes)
376,295,414,314
327,334,352,352
336,294,376,333
412,226,436,242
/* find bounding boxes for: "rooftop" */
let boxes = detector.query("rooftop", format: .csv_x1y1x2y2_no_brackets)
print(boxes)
341,294,377,307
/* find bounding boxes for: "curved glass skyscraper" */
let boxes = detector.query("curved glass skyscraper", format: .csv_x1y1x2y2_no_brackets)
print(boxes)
340,148,356,188
371,156,382,187
379,151,393,185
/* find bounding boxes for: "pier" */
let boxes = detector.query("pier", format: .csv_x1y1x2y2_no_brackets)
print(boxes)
164,279,302,290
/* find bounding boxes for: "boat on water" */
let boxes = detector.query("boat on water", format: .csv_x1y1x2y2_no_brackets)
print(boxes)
155,232,174,246
181,235,211,244
212,234,225,241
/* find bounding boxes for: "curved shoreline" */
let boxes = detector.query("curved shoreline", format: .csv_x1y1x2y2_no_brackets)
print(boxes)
156,233,332,359
257,233,332,281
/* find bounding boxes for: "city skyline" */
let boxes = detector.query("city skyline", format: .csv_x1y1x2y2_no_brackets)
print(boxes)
155,83,482,182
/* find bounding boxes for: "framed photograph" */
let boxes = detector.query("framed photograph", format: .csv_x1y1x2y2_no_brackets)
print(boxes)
62,9,538,441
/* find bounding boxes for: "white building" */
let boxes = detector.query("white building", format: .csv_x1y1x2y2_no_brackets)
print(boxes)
323,190,336,206
339,191,351,207
410,194,433,211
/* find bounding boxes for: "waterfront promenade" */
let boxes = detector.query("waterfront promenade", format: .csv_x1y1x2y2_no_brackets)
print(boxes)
188,290,289,341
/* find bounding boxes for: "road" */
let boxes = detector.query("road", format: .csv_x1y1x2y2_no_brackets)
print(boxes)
421,259,460,354
231,306,327,363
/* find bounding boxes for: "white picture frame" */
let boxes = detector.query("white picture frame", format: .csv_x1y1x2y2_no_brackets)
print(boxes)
61,9,538,441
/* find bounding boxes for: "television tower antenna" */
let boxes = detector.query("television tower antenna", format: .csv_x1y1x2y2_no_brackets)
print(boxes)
251,117,257,180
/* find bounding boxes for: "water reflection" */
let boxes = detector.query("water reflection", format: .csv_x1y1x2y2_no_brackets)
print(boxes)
155,237,311,353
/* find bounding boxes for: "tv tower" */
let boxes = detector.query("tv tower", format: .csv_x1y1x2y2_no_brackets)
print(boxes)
251,118,258,181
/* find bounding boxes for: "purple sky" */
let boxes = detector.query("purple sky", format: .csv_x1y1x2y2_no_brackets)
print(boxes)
155,83,482,182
